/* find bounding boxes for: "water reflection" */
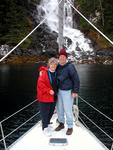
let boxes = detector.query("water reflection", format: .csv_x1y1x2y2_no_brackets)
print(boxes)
0,65,10,87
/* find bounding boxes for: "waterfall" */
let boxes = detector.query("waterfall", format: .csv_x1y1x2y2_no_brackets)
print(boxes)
36,0,94,59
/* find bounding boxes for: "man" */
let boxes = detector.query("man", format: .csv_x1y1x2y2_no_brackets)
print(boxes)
55,48,80,135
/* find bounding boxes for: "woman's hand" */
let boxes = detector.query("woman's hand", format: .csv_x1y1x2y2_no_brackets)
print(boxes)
50,90,54,95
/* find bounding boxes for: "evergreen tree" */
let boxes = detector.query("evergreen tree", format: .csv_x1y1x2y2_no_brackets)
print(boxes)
0,0,31,48
75,0,113,41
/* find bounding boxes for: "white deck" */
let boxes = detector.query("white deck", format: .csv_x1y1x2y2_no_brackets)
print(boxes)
9,114,108,150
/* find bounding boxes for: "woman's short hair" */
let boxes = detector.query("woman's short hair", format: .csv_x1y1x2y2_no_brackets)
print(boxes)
48,57,58,66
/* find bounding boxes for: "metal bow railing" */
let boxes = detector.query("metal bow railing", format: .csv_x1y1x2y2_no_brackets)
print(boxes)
76,95,113,149
0,96,112,150
0,99,39,150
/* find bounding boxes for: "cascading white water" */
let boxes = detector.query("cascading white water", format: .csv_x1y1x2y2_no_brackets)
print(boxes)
37,0,94,58
37,0,59,32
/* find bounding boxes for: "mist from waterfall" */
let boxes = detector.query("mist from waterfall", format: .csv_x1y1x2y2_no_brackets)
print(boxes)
37,0,94,58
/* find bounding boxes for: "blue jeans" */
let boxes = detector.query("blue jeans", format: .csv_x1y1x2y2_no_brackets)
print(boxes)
56,89,74,128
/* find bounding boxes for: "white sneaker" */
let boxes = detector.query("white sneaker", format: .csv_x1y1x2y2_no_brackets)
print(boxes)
43,127,52,137
48,124,53,130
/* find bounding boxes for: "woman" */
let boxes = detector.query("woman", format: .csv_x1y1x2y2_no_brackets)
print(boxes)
36,57,58,136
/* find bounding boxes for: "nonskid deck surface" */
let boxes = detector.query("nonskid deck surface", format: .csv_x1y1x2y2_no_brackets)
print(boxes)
9,114,108,150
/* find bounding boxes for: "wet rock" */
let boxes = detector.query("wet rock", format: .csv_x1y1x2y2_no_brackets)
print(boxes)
96,48,113,57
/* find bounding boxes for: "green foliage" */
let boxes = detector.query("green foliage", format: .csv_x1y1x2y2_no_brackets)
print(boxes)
102,0,113,37
0,0,32,48
75,0,113,41
76,0,99,16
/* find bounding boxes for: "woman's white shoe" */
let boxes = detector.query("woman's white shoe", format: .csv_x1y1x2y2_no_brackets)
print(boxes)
43,127,52,137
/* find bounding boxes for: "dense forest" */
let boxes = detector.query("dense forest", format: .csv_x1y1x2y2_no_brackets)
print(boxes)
0,0,113,49
75,0,113,48
0,0,35,49
76,0,113,36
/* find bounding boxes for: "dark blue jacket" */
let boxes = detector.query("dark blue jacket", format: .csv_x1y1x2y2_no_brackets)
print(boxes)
56,62,80,93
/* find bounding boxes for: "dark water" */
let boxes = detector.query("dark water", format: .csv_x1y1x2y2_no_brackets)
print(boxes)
77,64,113,149
0,63,113,149
0,63,40,119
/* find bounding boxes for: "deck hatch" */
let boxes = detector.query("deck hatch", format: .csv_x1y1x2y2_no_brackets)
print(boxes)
49,138,68,146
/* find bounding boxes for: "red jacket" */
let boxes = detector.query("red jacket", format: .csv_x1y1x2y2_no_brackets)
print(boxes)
36,66,54,103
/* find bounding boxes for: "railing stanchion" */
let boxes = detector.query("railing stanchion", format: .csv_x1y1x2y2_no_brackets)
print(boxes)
76,95,78,106
0,122,7,150
73,95,79,126
111,143,113,150
76,95,79,124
